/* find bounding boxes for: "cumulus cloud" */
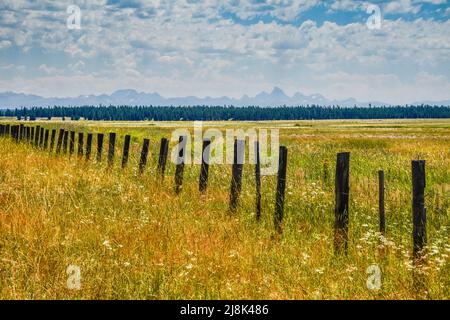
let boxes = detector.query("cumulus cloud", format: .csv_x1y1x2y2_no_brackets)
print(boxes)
0,0,448,104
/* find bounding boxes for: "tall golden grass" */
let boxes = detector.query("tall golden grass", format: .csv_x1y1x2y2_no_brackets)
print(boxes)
0,119,448,299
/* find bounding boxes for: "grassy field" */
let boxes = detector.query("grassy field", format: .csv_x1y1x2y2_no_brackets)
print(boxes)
0,119,449,299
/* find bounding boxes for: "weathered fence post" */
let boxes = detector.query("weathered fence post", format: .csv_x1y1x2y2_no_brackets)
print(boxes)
174,135,187,194
378,170,385,235
108,132,116,166
86,133,93,160
158,137,169,179
255,141,261,221
274,146,288,234
139,138,150,174
56,129,64,154
63,130,69,154
229,139,245,212
122,134,131,168
43,129,49,150
69,131,75,155
39,127,45,148
199,139,211,193
26,126,31,141
412,160,426,260
78,132,84,157
334,152,350,254
97,133,104,162
50,129,56,152
30,127,35,144
34,125,40,146
19,124,24,141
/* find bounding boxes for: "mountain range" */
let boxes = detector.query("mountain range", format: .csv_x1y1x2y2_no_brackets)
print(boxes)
0,87,448,108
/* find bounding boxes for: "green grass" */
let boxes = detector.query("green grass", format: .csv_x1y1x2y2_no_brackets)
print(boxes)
0,119,449,299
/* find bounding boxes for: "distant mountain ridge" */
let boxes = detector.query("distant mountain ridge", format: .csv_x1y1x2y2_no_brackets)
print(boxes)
0,87,448,108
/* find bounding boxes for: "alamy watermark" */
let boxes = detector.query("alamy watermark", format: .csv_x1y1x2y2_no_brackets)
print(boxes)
66,264,81,290
366,4,382,30
366,264,381,290
67,5,81,30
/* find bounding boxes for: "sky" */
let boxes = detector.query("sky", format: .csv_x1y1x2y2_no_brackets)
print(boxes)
0,0,449,104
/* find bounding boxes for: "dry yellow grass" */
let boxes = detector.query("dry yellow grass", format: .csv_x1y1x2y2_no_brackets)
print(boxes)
0,119,449,299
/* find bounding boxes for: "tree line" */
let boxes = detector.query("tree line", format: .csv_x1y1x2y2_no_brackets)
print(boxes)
1,105,450,121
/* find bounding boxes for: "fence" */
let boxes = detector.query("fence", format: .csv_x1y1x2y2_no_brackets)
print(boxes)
0,122,429,264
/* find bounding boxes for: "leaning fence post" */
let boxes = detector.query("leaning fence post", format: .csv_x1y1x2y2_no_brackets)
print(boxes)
158,137,169,179
78,132,84,157
43,129,49,150
174,135,187,194
97,133,104,162
122,134,131,168
229,139,245,212
139,138,150,174
69,131,75,155
412,160,426,260
56,129,64,154
378,170,385,235
50,129,56,152
86,133,93,160
108,132,116,166
199,139,211,193
334,152,350,254
255,141,262,221
274,146,288,234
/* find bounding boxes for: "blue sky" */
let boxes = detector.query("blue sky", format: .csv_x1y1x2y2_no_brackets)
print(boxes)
0,0,449,104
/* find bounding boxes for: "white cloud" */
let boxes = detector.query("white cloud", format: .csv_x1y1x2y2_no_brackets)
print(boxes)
384,0,421,14
0,0,449,104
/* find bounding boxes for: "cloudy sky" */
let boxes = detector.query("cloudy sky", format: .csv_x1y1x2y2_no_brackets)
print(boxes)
0,0,449,104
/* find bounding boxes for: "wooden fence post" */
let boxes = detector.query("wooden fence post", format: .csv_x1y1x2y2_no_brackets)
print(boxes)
56,129,64,154
43,129,49,150
139,138,150,174
34,125,40,146
174,135,187,194
30,127,35,145
158,137,169,179
274,146,288,234
199,139,211,193
334,152,350,254
26,126,31,141
122,134,131,168
255,141,262,221
86,133,93,160
229,139,245,212
63,130,69,154
378,170,385,235
69,131,75,155
97,133,104,162
19,124,24,141
50,129,56,152
78,132,84,157
412,160,426,260
108,132,116,166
